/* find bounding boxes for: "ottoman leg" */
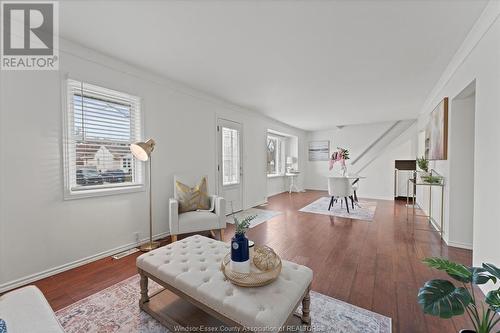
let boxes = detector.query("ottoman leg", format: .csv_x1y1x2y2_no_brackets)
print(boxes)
139,270,150,304
301,286,311,325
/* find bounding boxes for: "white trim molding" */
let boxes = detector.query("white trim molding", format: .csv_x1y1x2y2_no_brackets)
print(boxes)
0,232,169,293
445,241,473,251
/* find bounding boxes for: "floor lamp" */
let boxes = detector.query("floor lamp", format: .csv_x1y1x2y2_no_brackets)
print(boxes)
130,138,160,252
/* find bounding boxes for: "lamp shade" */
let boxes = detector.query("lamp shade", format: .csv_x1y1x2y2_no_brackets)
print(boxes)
130,138,155,161
286,156,294,164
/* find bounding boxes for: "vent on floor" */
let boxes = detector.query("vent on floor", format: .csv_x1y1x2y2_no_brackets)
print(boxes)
112,248,140,260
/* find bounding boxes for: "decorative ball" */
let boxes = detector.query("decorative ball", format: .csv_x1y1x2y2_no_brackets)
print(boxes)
253,246,278,271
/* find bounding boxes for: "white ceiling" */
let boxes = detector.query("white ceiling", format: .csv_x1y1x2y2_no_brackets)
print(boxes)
59,0,487,131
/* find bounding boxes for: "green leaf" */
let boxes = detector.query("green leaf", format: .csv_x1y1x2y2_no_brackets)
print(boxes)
470,267,497,285
486,290,500,313
417,279,472,318
233,214,256,235
483,263,500,280
423,257,472,282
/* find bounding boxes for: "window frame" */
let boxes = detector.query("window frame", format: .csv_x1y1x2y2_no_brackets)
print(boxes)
267,134,286,177
62,77,145,200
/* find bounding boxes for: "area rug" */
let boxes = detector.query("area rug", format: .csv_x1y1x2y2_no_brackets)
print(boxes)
299,197,377,221
226,207,282,228
56,275,391,333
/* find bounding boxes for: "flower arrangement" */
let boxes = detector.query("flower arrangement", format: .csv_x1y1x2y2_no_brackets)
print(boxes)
329,147,350,171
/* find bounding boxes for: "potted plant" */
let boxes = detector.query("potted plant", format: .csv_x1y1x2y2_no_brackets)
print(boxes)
417,156,429,174
230,214,256,273
418,257,500,333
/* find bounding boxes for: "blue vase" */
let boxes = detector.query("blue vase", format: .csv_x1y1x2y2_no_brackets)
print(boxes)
231,233,249,262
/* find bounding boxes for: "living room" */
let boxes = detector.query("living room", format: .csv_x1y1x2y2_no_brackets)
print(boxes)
1,1,499,333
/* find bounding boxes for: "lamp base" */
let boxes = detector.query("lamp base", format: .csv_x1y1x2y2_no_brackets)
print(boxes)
140,241,160,252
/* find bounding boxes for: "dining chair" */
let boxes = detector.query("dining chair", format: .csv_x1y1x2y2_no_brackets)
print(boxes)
327,177,355,213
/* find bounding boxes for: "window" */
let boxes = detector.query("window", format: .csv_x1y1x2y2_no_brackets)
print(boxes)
63,79,143,198
267,135,285,176
222,127,240,185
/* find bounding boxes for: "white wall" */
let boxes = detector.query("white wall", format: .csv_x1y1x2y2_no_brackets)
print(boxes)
415,1,500,290
0,39,307,291
267,177,287,197
305,121,417,200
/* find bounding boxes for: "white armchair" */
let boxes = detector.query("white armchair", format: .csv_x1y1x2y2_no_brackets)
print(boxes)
169,175,226,242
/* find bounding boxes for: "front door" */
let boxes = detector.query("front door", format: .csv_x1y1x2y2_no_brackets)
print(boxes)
217,119,243,215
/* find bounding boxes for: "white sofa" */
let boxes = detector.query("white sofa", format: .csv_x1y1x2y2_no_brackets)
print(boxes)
0,286,65,333
169,174,226,242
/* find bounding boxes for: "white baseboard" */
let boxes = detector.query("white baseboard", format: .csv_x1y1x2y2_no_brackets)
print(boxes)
423,213,472,250
423,212,451,245
249,200,267,209
428,217,440,233
266,191,284,198
0,231,170,293
304,186,327,191
445,240,473,250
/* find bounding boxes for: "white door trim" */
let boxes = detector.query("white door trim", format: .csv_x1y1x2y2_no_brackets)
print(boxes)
216,117,244,214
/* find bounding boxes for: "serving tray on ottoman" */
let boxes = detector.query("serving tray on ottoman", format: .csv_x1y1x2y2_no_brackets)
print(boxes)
136,235,313,332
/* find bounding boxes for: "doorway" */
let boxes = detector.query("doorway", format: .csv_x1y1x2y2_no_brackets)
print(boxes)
448,80,476,248
217,118,243,215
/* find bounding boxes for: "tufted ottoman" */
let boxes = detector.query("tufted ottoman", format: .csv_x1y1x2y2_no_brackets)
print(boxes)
136,235,313,332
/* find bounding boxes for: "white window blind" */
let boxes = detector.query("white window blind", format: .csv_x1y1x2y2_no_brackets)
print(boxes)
64,79,143,198
222,127,240,186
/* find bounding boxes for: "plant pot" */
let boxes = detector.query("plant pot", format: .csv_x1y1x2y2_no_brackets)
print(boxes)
458,330,476,333
230,233,250,273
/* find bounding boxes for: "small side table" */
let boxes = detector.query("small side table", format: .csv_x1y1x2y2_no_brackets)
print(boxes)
286,172,301,193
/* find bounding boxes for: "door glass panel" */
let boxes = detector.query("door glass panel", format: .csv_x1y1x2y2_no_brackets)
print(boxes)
222,127,240,186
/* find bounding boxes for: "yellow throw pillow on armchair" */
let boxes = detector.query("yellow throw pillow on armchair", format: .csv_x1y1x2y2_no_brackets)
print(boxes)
175,177,211,213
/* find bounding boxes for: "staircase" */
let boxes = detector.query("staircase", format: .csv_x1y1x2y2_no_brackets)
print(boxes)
350,119,416,174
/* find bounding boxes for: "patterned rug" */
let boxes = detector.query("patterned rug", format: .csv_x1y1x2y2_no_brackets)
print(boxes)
299,197,377,221
226,207,282,228
56,275,391,333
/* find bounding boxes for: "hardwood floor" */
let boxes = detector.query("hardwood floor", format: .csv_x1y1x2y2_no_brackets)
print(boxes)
29,190,487,333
